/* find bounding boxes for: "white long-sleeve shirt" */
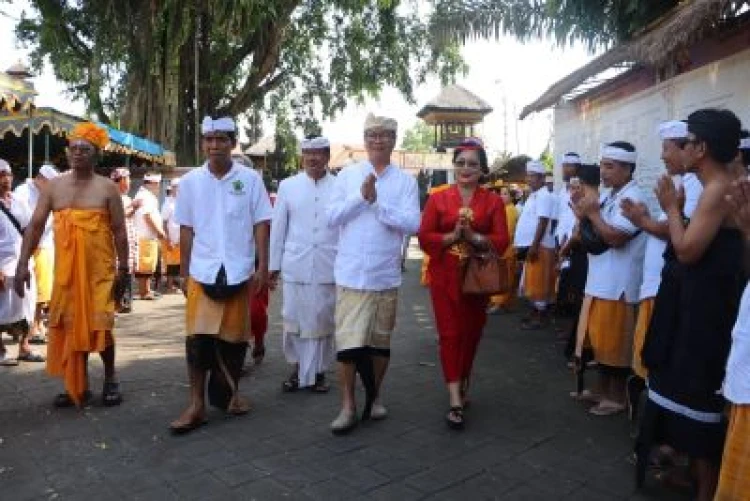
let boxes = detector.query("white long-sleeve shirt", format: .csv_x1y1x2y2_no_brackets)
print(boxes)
327,161,420,291
14,180,54,249
270,171,338,284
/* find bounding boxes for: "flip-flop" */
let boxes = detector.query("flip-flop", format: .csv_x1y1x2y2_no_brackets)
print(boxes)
589,401,626,416
0,353,18,366
169,417,208,436
17,352,45,363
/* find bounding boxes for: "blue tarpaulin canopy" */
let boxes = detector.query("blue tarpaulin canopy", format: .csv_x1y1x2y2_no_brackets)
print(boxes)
0,106,174,165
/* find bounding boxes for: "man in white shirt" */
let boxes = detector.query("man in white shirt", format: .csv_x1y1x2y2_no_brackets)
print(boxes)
13,163,59,344
574,142,647,416
326,113,420,434
133,173,166,299
271,136,338,393
161,178,182,293
0,159,42,365
170,116,272,435
515,160,556,329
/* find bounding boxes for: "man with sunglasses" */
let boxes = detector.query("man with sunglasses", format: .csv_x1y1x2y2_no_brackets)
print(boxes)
326,113,420,434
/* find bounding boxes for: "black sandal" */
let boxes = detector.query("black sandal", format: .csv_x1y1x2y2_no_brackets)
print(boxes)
445,406,465,430
54,390,93,408
282,373,299,393
102,381,123,407
310,373,330,393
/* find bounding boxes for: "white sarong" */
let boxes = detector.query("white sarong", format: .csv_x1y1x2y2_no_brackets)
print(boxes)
281,281,335,387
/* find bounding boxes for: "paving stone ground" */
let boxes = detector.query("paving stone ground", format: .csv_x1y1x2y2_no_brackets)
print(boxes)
0,247,691,500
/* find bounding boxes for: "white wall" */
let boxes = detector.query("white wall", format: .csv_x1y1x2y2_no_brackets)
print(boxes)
553,47,750,211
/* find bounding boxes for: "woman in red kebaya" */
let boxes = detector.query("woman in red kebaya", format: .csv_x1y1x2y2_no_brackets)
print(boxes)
418,139,509,429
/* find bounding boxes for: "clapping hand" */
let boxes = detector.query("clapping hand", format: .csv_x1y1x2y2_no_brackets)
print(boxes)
655,174,684,213
726,177,750,237
620,198,649,228
361,173,377,204
575,194,600,218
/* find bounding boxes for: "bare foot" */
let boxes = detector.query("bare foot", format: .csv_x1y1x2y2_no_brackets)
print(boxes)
169,405,206,433
227,395,251,416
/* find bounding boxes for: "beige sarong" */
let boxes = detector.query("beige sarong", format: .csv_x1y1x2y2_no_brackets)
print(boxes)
335,287,398,352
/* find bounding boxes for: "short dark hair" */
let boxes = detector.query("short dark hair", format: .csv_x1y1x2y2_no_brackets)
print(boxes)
686,108,741,164
605,141,636,174
578,163,601,187
740,129,749,167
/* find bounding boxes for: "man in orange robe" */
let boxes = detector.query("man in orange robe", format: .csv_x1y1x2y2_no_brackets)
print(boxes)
15,122,130,408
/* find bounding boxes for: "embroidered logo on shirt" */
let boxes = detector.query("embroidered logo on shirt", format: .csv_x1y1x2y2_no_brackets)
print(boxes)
231,180,245,195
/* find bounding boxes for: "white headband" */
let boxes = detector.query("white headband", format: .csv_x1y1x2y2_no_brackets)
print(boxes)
601,145,637,164
562,154,581,164
741,137,750,150
301,137,330,150
144,173,162,183
0,159,10,174
658,120,688,140
39,164,59,180
170,178,180,187
526,160,546,175
201,116,236,134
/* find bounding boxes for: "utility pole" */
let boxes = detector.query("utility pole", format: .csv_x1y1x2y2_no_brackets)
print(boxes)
194,6,201,165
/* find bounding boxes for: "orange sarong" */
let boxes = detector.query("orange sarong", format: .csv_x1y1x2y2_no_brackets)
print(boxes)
715,404,750,501
185,278,250,344
522,246,556,303
632,298,654,379
46,209,116,406
584,296,635,368
161,241,181,268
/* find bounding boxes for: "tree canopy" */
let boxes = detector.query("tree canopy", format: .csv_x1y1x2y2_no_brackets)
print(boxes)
17,0,466,164
401,121,435,152
429,0,680,50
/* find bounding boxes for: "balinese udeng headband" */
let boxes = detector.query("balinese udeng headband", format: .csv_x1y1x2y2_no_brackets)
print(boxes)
201,116,236,134
0,159,10,173
741,137,750,150
110,167,130,181
301,136,330,150
526,160,546,175
69,122,109,149
562,154,581,164
658,120,688,140
601,145,637,164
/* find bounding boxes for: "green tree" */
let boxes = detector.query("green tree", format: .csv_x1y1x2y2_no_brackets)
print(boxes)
539,147,554,174
401,121,435,152
17,0,466,164
429,0,683,50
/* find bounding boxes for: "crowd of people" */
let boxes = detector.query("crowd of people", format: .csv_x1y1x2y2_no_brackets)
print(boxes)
1,106,749,499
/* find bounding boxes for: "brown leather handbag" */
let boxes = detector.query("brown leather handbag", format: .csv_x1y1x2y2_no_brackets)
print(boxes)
462,247,510,295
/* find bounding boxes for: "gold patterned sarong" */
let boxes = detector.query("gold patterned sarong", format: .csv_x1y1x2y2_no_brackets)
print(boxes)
335,287,398,352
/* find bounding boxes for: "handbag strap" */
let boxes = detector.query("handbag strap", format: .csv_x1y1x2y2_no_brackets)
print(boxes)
0,201,24,236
